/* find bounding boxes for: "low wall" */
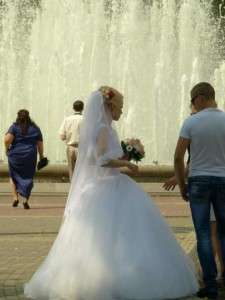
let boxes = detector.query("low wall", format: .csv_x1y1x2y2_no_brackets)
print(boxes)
0,164,175,182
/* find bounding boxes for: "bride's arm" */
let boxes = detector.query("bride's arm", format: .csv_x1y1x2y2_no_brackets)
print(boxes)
96,127,138,173
104,159,138,173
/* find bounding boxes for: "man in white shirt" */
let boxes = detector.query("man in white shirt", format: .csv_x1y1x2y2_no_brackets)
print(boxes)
59,100,84,181
174,82,225,299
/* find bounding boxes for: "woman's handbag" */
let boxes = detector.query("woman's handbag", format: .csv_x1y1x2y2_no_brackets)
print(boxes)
37,157,49,171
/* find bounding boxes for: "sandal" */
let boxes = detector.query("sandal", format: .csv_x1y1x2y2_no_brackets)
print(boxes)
12,199,19,207
23,202,30,209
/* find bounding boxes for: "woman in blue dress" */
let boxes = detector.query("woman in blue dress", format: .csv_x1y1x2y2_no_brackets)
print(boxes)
4,109,45,209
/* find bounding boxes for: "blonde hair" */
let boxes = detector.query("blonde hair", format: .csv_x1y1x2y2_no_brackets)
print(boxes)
99,86,123,106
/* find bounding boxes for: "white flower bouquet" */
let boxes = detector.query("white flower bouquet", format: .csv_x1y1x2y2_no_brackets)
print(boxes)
121,138,145,162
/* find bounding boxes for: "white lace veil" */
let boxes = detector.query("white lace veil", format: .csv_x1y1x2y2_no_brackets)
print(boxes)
64,90,112,216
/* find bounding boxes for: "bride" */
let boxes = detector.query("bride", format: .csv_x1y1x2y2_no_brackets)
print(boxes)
24,87,198,300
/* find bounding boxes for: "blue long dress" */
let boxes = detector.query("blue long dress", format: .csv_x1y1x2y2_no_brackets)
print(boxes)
7,123,43,199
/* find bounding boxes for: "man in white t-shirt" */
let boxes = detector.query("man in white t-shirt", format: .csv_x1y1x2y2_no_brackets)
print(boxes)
59,100,84,181
174,82,225,299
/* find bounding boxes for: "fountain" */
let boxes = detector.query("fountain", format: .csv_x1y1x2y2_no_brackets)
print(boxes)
0,0,225,165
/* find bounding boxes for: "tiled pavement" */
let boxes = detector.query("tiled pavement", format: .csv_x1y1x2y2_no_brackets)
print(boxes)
0,183,224,300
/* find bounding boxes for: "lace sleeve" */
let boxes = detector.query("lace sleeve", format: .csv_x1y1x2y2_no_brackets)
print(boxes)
95,126,120,167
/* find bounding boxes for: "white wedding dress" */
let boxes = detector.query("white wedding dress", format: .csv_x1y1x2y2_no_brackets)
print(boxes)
24,91,198,300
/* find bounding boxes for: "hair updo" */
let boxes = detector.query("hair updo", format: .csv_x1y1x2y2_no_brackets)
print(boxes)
99,86,123,107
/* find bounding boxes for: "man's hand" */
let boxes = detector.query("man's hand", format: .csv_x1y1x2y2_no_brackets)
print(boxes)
59,134,66,141
174,137,190,200
180,184,189,202
163,176,177,191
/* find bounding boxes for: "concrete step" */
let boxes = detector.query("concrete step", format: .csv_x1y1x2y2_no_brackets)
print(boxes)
0,182,180,197
0,163,175,182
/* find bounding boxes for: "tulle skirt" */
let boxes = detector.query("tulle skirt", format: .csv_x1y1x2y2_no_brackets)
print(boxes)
24,174,198,300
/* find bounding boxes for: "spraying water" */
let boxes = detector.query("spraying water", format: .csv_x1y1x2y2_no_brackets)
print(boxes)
0,0,225,164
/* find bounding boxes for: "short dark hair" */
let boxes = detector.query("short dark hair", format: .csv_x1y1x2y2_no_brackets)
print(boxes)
73,100,84,112
191,82,215,101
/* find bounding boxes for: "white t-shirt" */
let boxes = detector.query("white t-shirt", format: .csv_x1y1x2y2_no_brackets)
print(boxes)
180,108,225,177
59,114,83,146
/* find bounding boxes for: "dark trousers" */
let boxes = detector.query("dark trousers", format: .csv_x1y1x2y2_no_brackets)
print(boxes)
188,176,225,292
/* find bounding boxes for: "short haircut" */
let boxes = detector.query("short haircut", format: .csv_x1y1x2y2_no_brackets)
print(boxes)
191,82,215,101
73,100,84,112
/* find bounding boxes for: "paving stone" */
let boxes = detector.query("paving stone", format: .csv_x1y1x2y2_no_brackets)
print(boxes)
0,184,222,299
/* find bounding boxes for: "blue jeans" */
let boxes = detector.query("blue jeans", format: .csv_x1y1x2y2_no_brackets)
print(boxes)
188,176,225,291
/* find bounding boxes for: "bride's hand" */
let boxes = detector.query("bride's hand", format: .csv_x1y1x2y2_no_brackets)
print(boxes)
126,161,139,174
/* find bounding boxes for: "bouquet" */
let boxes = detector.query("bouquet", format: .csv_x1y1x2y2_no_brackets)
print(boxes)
121,139,145,162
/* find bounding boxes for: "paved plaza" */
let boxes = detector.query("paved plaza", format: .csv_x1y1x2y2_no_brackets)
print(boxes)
0,182,224,300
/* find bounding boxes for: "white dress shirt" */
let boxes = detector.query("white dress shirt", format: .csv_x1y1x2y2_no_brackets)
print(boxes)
59,113,83,146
